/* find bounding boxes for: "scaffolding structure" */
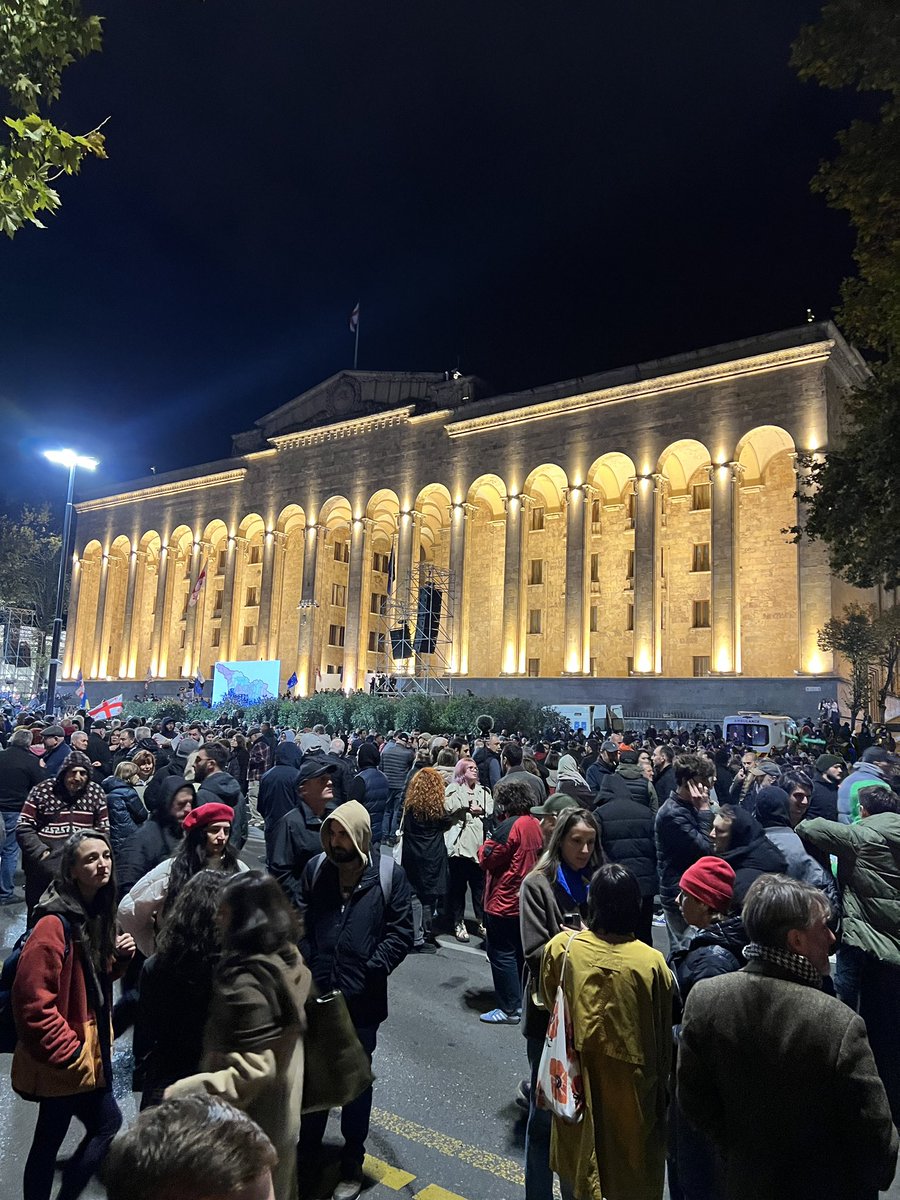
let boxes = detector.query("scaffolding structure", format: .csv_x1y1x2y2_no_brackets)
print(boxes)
375,563,455,697
0,605,48,704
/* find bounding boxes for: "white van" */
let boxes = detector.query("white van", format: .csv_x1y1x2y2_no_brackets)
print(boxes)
723,712,797,753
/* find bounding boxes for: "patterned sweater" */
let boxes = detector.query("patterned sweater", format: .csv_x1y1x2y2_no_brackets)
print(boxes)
17,779,110,869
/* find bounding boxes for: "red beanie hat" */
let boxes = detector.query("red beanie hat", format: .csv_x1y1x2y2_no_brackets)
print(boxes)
679,856,735,912
182,802,234,832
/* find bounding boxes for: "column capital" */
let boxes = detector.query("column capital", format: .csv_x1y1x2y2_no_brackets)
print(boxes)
447,501,477,520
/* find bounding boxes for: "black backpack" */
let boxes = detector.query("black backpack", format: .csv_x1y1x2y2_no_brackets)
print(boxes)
0,914,71,1054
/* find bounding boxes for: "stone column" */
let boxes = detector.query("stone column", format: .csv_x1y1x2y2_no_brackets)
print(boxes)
342,518,370,692
90,554,111,678
188,543,210,677
263,531,287,663
181,543,202,677
63,557,82,678
795,455,834,674
218,537,240,661
296,524,323,695
710,462,742,674
257,531,278,660
564,485,589,674
501,494,524,674
448,503,469,674
119,550,140,678
632,475,661,674
149,544,170,678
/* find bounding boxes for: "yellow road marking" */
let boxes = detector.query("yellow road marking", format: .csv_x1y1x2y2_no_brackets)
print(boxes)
363,1154,416,1190
414,1187,469,1200
371,1107,525,1186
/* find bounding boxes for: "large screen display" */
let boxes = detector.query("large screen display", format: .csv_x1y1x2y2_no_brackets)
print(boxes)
212,660,281,706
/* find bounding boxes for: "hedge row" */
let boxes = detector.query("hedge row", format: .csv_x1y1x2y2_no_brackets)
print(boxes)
122,693,561,737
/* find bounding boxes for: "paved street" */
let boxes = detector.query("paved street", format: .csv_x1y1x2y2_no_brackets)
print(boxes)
0,836,897,1200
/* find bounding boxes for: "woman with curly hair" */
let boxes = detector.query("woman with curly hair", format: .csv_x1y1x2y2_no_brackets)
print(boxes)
398,766,458,952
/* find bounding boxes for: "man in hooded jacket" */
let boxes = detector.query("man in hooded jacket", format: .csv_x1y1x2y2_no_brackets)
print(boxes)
710,804,787,908
296,801,413,1200
116,776,193,894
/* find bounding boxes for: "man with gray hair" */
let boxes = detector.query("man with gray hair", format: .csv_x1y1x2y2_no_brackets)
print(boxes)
678,874,898,1200
0,727,43,904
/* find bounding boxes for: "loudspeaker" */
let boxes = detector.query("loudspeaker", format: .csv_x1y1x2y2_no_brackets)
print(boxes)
413,585,442,654
389,625,413,659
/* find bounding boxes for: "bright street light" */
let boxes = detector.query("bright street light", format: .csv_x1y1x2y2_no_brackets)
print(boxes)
44,448,100,716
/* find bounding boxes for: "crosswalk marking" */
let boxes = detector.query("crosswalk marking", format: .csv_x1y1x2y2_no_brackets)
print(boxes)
363,1154,417,1190
414,1187,469,1200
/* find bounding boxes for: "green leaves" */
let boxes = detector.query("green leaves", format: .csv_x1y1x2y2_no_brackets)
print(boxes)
0,504,63,632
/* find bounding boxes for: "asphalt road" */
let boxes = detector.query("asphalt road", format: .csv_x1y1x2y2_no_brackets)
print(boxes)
0,833,897,1200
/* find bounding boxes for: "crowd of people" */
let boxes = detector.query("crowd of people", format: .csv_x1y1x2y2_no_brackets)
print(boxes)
0,704,897,1200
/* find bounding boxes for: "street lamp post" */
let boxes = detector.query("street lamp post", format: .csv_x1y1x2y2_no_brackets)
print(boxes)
44,450,98,716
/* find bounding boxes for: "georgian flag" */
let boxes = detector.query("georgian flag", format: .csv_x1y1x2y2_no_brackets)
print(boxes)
89,695,124,720
188,562,207,608
349,302,360,333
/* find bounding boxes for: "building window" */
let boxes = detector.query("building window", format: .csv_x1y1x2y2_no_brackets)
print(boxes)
242,625,257,647
333,540,349,563
626,549,634,581
530,505,545,531
590,604,599,632
692,543,711,572
179,629,186,649
691,483,711,511
692,599,711,628
660,547,666,578
527,658,540,677
245,586,259,607
216,549,227,575
211,627,221,648
331,583,347,607
693,655,711,677
370,592,387,615
373,551,389,574
529,559,544,585
626,492,636,525
590,553,600,583
626,603,634,631
328,624,346,647
527,609,543,635
367,631,385,653
213,589,223,615
591,498,601,532
626,656,634,674
589,656,597,675
249,544,262,565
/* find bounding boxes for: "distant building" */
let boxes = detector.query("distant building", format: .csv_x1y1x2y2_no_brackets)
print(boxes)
64,322,874,717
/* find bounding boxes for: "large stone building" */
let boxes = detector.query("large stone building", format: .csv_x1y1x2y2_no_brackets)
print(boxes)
63,322,871,717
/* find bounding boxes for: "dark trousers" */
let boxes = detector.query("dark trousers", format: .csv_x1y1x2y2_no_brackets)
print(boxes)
636,894,654,947
860,953,900,1127
24,1088,122,1200
382,788,405,842
485,914,524,1015
448,856,484,927
298,1024,378,1178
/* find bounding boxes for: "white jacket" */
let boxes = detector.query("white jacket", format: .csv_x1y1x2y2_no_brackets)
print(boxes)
444,782,494,860
118,856,248,957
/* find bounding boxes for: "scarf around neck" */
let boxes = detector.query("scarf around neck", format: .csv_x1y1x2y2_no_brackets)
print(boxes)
557,862,590,906
743,941,822,988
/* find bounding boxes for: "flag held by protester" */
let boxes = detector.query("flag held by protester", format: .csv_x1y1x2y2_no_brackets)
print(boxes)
89,695,124,721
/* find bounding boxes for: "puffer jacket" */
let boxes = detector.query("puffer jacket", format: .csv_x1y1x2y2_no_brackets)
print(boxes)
479,814,543,918
195,769,249,851
669,913,748,1013
100,776,147,860
655,793,715,905
594,794,658,897
116,775,188,894
615,763,659,813
717,809,787,908
797,812,900,966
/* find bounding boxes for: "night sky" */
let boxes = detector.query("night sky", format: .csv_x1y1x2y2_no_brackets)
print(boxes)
1,1,862,509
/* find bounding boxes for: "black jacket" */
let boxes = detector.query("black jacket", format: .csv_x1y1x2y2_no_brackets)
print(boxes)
195,770,249,851
117,776,187,893
669,913,748,1017
257,746,301,858
593,795,658,897
718,809,788,907
653,764,677,806
0,744,44,813
324,751,355,805
87,731,113,778
655,793,715,904
133,951,213,1106
594,769,632,806
399,809,453,897
809,776,839,823
269,801,330,909
297,853,413,1025
100,775,147,860
42,740,71,778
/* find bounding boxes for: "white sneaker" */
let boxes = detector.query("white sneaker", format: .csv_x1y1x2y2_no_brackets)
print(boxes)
332,1181,362,1200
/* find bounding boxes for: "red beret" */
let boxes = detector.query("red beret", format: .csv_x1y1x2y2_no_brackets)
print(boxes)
182,802,234,832
679,856,735,912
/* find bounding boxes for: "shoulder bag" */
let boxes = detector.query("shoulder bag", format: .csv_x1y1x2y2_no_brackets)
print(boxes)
535,931,584,1123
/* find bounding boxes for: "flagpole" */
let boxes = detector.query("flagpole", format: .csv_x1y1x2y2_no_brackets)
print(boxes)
353,313,360,370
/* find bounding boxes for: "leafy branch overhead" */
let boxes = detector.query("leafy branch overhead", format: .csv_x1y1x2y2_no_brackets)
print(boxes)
0,1,106,236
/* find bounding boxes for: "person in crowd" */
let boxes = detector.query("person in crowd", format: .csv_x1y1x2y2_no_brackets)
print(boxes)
655,753,715,951
117,776,193,895
678,874,898,1200
296,801,413,1200
650,743,677,806
12,830,135,1200
269,759,337,907
810,753,843,821
711,747,735,799
397,766,456,952
444,755,493,942
478,780,543,1023
753,786,840,913
553,753,595,806
585,740,618,794
143,736,201,813
130,749,158,797
246,727,271,824
100,761,148,867
776,769,812,826
133,869,226,1108
256,743,303,862
520,808,602,1200
541,864,674,1200
543,749,560,793
529,793,580,847
597,748,658,811
797,785,900,1124
227,732,250,795
838,744,897,824
17,750,110,922
475,733,503,791
0,726,44,906
86,722,113,780
709,804,788,906
194,743,249,851
104,1094,277,1200
726,748,759,807
324,736,354,804
347,741,389,849
39,725,71,777
432,747,458,787
380,731,415,846
165,872,309,1200
496,742,547,807
113,727,137,767
118,802,247,957
593,772,658,945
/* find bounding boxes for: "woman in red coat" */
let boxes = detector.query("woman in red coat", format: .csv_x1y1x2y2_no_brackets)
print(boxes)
478,779,543,1024
12,829,134,1200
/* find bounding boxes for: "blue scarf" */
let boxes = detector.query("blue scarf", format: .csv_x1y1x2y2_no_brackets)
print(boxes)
557,862,590,906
